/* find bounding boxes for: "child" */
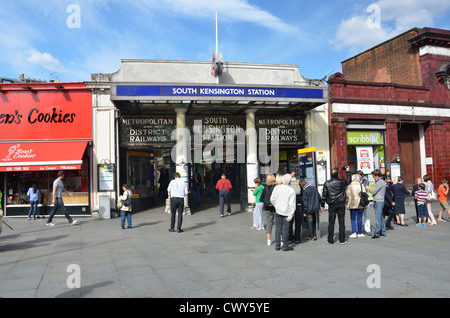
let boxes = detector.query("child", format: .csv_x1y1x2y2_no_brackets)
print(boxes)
437,178,449,222
251,178,265,230
415,183,428,226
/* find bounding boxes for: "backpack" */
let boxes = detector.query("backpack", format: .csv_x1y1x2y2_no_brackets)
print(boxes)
123,190,133,207
359,183,369,207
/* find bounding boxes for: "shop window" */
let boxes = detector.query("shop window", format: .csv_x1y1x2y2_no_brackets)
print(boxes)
4,157,89,207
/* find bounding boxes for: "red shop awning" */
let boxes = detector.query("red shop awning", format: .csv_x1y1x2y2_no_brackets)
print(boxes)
0,141,88,172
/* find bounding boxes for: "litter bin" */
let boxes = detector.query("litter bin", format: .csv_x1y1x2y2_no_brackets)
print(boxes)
99,195,111,219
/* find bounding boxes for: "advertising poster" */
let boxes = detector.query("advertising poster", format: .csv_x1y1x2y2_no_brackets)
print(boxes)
356,146,374,174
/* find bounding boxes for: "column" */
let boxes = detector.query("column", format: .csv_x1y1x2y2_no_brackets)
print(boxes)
245,109,258,212
175,108,191,215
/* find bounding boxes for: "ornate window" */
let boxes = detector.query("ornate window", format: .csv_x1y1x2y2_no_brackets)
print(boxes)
436,63,450,89
445,67,450,89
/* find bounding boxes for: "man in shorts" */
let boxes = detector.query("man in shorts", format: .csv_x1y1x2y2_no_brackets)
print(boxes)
438,178,449,222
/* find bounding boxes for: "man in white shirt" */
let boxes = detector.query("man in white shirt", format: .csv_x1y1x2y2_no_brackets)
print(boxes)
167,172,188,233
270,174,296,251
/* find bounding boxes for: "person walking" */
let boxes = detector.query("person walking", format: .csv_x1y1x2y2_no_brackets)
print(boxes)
320,166,352,245
390,176,410,226
437,178,449,222
119,184,133,229
346,174,366,238
300,179,321,241
423,175,437,226
369,170,386,239
167,173,188,233
46,171,77,226
260,174,276,246
27,183,41,220
216,174,232,217
251,178,265,230
270,174,296,251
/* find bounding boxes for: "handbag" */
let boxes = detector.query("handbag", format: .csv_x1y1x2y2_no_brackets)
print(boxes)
359,183,370,207
123,190,133,207
427,190,437,202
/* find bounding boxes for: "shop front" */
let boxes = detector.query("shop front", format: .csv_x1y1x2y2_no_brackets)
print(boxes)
0,83,93,217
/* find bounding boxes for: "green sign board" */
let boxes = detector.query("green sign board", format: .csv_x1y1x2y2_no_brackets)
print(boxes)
347,131,384,145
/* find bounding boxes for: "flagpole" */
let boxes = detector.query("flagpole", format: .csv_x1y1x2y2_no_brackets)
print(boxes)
215,11,219,84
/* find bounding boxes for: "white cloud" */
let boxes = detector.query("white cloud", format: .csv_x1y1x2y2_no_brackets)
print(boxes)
26,49,65,72
333,0,450,53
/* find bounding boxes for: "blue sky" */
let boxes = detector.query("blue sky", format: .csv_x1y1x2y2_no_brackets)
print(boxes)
1,0,450,83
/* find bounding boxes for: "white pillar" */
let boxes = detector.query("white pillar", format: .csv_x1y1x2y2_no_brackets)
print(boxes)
245,109,258,212
175,108,191,215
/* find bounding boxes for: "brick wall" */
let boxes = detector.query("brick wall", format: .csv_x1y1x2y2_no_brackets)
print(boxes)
424,121,450,183
342,29,423,86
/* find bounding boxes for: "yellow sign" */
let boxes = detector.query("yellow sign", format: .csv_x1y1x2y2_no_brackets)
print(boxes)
298,147,316,154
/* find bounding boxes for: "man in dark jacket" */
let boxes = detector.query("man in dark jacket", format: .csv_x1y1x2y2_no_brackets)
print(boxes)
321,166,351,245
300,179,322,241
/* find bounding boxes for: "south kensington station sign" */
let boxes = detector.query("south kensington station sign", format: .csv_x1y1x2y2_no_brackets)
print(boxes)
115,85,324,99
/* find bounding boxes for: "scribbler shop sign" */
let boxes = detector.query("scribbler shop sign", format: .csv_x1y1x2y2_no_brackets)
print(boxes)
1,86,92,141
347,131,383,145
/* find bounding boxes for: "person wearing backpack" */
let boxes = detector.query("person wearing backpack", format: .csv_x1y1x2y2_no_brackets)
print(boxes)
119,184,133,229
346,174,367,238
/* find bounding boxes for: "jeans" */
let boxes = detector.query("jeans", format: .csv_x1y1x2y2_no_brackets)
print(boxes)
121,211,132,228
28,200,38,219
275,213,291,248
47,197,73,224
219,190,231,215
193,188,200,205
350,209,364,234
170,197,184,230
328,203,346,243
373,201,386,236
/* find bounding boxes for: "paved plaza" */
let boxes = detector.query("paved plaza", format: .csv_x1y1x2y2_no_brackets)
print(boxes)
0,197,449,299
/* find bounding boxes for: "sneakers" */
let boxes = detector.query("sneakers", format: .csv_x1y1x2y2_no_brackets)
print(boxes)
349,233,357,239
46,220,78,227
267,239,272,246
357,233,365,238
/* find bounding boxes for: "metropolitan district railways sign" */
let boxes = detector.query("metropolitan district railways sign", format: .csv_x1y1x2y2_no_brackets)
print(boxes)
120,117,176,144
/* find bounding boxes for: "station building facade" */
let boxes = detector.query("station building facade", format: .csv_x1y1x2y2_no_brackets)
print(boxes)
327,28,450,188
86,60,329,213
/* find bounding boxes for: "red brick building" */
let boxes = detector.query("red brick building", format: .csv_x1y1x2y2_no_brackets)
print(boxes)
328,27,450,187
